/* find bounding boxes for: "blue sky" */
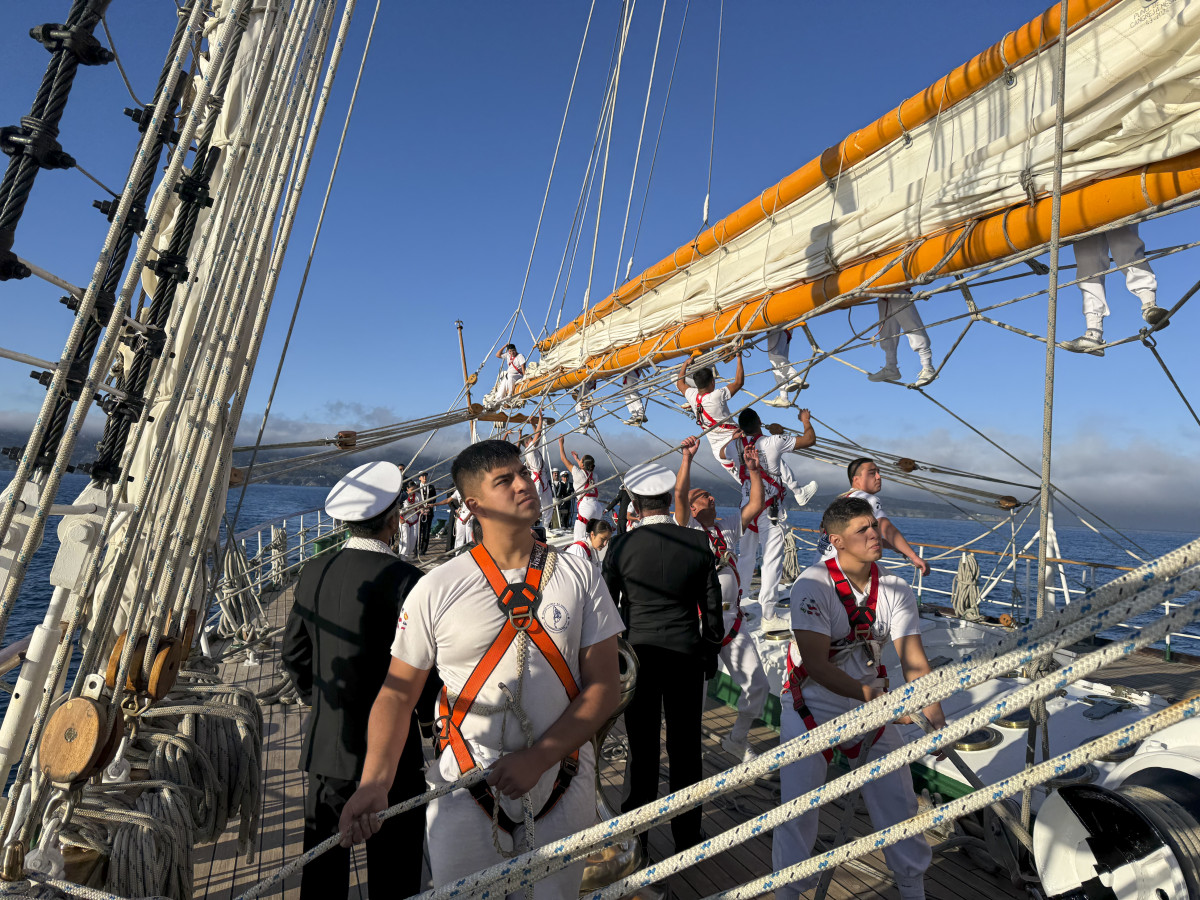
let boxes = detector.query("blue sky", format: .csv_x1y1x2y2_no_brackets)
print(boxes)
0,1,1196,531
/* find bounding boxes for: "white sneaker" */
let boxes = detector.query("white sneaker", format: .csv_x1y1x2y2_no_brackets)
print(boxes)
763,396,791,408
867,365,901,382
622,413,647,425
793,479,818,507
787,381,808,393
1142,304,1170,328
1062,332,1105,356
912,365,936,387
721,737,758,764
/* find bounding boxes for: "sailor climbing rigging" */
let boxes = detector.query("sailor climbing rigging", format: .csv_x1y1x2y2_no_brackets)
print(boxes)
558,435,604,543
677,344,745,482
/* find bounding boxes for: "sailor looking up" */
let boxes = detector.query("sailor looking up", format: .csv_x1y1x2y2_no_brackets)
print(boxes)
281,461,426,899
675,435,770,764
517,414,553,523
602,456,724,856
339,440,622,899
773,496,945,900
1063,224,1168,356
676,343,745,482
567,518,614,569
868,289,936,388
721,407,818,625
818,457,931,577
558,435,605,542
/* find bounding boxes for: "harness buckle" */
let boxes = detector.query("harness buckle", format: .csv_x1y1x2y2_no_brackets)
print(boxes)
497,582,541,631
560,754,580,778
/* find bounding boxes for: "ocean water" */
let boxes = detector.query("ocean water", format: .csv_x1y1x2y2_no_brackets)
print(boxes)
6,474,1198,655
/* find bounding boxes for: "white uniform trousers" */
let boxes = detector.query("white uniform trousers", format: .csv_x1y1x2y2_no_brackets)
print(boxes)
876,295,932,368
705,428,740,483
454,517,473,549
426,745,598,899
397,522,418,558
767,331,800,398
622,371,645,418
717,571,768,744
737,510,787,618
573,496,605,542
1074,225,1157,329
772,693,930,900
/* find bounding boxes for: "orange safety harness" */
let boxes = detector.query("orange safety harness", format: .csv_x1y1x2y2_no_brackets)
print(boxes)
436,542,580,834
703,523,743,647
736,434,787,534
784,557,886,763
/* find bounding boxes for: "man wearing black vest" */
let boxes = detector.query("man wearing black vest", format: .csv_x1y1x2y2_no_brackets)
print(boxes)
602,454,724,855
282,461,426,899
417,470,436,555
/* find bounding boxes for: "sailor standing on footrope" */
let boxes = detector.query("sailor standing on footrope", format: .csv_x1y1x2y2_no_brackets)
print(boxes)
764,330,808,408
281,461,426,899
602,456,725,855
772,496,945,900
558,435,605,543
817,457,930,577
722,407,819,625
339,440,623,899
677,344,745,482
674,435,770,764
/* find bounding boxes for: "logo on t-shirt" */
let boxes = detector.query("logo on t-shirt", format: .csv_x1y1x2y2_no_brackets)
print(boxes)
542,602,570,633
397,610,409,632
798,598,820,617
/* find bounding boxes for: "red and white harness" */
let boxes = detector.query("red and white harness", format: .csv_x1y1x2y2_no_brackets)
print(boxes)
570,540,593,560
693,390,738,433
736,434,787,534
703,523,744,647
436,542,579,834
575,471,598,526
784,557,887,763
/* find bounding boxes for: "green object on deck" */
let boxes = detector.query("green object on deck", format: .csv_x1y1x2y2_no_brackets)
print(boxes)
311,532,347,559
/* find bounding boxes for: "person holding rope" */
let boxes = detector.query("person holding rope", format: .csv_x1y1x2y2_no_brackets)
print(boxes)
339,440,623,898
282,461,426,899
516,414,554,524
675,435,770,764
567,518,614,570
558,435,605,543
677,343,745,482
773,496,946,900
721,407,819,625
818,457,931,577
602,455,724,856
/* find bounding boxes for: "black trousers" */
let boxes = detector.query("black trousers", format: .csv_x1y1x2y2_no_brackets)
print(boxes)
621,644,705,852
301,771,425,899
418,514,433,555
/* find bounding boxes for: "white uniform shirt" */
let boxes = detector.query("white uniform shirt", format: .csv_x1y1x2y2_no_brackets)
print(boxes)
684,385,733,429
505,352,526,377
571,466,597,499
691,514,743,605
817,490,886,559
392,550,622,785
787,558,920,685
523,442,550,500
730,433,792,505
565,540,598,568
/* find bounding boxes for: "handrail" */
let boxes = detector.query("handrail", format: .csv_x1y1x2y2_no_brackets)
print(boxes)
230,505,325,542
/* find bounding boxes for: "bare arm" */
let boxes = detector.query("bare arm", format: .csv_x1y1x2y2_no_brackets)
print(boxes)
673,436,700,526
792,630,883,703
894,633,946,728
727,342,745,396
739,445,765,531
877,517,930,576
676,356,690,394
792,408,816,449
338,658,430,845
558,436,572,470
487,635,621,798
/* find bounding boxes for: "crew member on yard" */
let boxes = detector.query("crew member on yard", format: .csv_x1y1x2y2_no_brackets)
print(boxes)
338,441,622,899
773,496,945,900
282,461,425,899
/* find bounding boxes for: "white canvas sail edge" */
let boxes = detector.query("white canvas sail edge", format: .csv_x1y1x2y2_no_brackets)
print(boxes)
529,0,1200,377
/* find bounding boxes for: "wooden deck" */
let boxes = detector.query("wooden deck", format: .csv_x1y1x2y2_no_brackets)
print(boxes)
191,545,1200,899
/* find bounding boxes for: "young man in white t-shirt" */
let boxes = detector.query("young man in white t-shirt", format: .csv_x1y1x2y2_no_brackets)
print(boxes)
816,457,931,577
339,440,623,899
722,407,818,622
673,435,770,763
676,346,745,482
558,435,605,542
772,496,946,900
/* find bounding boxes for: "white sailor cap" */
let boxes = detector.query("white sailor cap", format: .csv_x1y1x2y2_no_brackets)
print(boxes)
325,461,403,522
624,462,675,496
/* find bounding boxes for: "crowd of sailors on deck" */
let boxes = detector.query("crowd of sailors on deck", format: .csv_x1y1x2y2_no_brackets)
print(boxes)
279,228,1162,899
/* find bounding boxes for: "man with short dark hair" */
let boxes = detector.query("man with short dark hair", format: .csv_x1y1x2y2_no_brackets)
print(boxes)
282,461,425,899
773,496,945,900
602,453,724,855
558,436,604,542
819,457,930,576
340,440,622,898
677,345,745,481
